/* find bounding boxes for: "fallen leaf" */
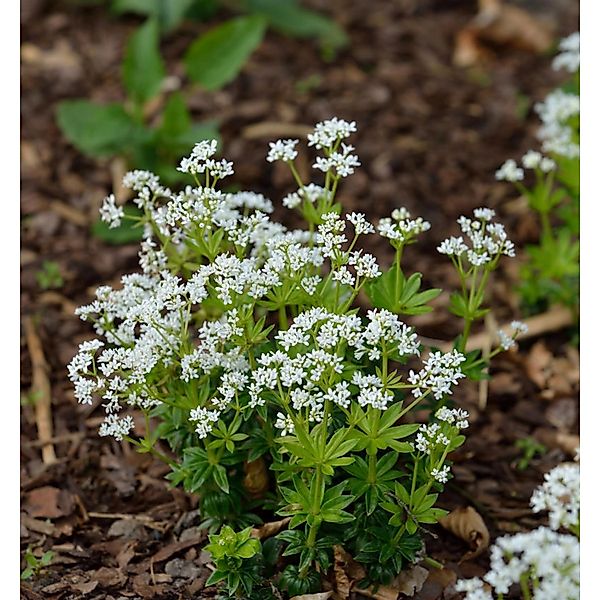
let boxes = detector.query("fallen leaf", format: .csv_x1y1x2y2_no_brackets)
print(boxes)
25,486,74,519
439,507,490,561
333,545,354,599
243,458,270,497
525,342,553,389
393,565,429,596
290,593,333,600
251,517,291,540
149,534,204,564
71,580,98,595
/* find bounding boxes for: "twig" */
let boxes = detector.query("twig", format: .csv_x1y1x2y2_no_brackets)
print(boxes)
23,316,57,465
48,200,89,227
419,305,575,353
242,121,313,140
22,431,84,448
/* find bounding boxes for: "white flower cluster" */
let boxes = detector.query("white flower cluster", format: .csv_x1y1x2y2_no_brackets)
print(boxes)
313,143,361,178
457,528,579,600
177,140,234,180
530,462,580,531
456,460,580,600
437,209,515,266
72,118,474,444
282,184,329,209
408,350,466,400
267,139,299,163
553,32,580,73
535,89,580,159
307,117,357,149
100,194,125,229
496,320,529,351
377,207,431,243
497,151,556,183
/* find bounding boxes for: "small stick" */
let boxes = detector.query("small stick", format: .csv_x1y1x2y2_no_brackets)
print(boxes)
242,122,313,140
419,305,574,353
23,316,57,464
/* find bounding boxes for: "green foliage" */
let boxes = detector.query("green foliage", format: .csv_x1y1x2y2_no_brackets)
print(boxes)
185,16,267,90
35,260,64,290
21,548,54,580
57,101,138,157
204,526,267,598
122,18,166,104
515,437,547,471
245,0,347,53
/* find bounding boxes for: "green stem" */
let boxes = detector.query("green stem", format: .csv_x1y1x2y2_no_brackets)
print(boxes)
278,305,288,330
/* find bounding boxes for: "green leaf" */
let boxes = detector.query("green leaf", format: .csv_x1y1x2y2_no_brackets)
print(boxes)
112,0,197,32
246,0,347,49
185,16,267,90
91,204,144,245
213,464,230,493
56,100,138,157
123,18,165,104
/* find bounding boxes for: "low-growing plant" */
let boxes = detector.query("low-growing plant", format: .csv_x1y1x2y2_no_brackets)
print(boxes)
68,118,526,595
20,547,54,581
495,33,580,313
456,459,580,599
35,260,64,290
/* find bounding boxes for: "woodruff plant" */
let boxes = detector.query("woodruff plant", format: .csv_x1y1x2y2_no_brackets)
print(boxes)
69,118,525,596
496,32,580,313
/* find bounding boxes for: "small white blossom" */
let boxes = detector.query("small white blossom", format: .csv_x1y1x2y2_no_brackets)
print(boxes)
99,194,124,229
267,139,299,163
495,159,524,182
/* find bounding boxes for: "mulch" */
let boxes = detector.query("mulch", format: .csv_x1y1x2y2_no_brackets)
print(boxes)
21,0,579,598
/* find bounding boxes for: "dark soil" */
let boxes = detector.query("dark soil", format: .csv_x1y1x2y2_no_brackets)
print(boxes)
21,0,579,598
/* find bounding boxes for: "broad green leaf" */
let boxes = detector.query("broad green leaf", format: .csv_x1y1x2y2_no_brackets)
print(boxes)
56,100,138,157
185,16,267,90
246,0,347,49
122,18,165,104
91,204,144,245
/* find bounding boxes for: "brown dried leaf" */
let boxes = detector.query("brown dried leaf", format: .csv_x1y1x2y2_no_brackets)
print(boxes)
251,517,291,540
393,565,429,597
25,486,74,519
70,580,98,595
525,342,553,389
290,593,333,600
243,458,270,497
438,507,490,561
333,545,355,599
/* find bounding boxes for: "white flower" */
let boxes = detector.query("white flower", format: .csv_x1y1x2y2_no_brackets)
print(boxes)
267,139,299,163
307,117,357,149
495,159,524,182
177,140,219,174
510,320,528,336
99,194,124,229
275,412,295,436
346,212,374,235
497,329,515,351
530,463,580,531
522,150,542,169
552,32,580,73
431,465,451,483
313,143,360,177
437,236,468,256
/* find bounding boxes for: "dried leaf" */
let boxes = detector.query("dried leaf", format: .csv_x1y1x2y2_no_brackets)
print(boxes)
290,593,333,600
251,517,291,540
243,458,270,497
333,545,354,599
70,580,98,595
525,342,553,389
25,486,74,519
393,565,429,597
438,506,490,561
